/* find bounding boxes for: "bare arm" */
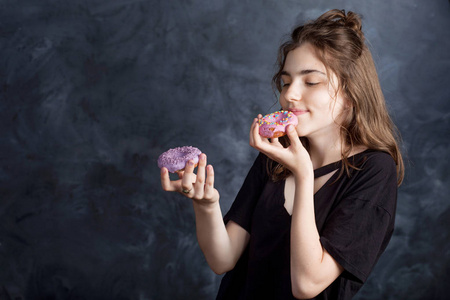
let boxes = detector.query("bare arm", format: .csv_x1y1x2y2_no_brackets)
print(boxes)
193,201,249,274
161,153,249,274
289,174,343,299
249,120,343,299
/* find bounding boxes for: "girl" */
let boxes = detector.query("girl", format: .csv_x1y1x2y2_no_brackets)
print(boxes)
160,9,404,300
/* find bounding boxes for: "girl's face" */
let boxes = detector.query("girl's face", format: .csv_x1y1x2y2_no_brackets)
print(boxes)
279,43,347,141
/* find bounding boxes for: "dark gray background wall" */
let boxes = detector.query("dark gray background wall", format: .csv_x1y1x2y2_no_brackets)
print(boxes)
1,0,449,299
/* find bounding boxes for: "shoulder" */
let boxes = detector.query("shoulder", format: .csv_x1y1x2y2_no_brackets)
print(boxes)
355,150,396,176
346,150,398,212
256,151,269,165
251,152,269,178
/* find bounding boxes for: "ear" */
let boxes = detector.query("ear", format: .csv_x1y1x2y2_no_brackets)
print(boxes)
334,94,354,126
342,97,355,124
344,97,353,110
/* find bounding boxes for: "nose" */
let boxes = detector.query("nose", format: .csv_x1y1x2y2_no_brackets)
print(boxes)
283,83,301,103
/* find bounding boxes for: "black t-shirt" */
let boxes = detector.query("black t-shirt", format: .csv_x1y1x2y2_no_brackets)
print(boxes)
217,150,398,300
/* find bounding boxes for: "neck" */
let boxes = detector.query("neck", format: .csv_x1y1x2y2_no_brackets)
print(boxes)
306,133,344,170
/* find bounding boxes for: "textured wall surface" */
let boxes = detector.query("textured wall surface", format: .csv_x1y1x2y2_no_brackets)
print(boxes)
0,0,449,299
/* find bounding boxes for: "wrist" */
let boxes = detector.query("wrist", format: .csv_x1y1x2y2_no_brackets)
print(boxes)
192,198,220,213
292,167,314,182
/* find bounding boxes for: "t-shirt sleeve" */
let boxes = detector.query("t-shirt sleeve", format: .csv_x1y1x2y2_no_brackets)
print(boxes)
223,152,268,233
320,152,398,283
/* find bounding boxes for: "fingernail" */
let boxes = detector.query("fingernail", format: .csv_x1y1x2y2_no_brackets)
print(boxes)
189,160,194,166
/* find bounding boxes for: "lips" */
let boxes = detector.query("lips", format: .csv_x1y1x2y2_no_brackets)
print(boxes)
289,109,309,116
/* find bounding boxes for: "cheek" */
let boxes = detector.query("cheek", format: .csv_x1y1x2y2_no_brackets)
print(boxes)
308,95,332,112
333,103,348,123
278,94,288,108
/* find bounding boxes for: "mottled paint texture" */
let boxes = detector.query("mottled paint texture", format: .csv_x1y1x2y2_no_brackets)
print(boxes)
0,0,449,299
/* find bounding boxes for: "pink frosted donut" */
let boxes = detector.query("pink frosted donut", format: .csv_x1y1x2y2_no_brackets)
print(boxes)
258,110,298,138
158,146,202,173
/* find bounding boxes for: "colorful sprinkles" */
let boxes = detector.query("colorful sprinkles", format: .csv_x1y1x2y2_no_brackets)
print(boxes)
258,110,298,138
259,110,295,126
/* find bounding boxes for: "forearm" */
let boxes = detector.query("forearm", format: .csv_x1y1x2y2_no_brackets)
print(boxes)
160,154,246,274
192,200,241,274
290,175,323,277
290,174,342,298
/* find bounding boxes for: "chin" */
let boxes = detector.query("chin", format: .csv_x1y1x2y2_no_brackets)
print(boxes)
295,126,307,137
296,131,307,138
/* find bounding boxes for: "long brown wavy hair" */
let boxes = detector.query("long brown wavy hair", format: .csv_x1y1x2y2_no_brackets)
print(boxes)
270,9,404,185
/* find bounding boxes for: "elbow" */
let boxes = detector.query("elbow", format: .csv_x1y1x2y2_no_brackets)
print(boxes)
209,261,236,275
291,280,321,300
202,249,241,275
292,289,318,300
212,268,227,275
211,265,233,275
211,266,227,275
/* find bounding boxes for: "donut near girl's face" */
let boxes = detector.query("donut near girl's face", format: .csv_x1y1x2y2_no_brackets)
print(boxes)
268,130,286,138
258,110,299,138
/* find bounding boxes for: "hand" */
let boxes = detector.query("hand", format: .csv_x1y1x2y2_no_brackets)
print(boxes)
160,153,220,205
249,116,313,178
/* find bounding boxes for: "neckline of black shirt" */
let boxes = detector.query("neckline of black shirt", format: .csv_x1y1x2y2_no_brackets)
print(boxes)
313,149,373,178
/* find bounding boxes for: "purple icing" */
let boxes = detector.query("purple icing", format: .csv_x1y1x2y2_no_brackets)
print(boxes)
157,146,202,173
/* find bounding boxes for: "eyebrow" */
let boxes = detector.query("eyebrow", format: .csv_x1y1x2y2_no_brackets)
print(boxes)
280,69,326,76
